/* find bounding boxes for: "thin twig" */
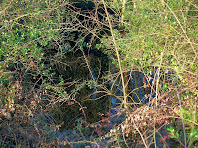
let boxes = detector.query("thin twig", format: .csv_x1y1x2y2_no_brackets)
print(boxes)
164,2,197,62
101,0,128,110
176,90,187,147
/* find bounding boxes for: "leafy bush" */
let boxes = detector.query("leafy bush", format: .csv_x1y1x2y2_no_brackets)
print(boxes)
0,0,197,147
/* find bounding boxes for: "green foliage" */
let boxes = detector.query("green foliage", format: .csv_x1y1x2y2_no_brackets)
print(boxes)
0,0,197,147
97,0,197,147
167,126,180,138
100,0,197,74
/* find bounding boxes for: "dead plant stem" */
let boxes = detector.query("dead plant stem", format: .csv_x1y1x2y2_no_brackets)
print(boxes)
176,90,187,147
101,0,128,110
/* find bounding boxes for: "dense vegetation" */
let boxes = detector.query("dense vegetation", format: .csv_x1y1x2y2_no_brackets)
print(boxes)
0,0,197,147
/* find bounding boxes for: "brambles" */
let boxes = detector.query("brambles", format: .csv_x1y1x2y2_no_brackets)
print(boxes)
0,0,197,147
